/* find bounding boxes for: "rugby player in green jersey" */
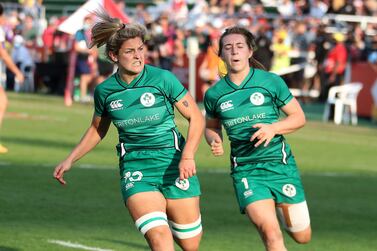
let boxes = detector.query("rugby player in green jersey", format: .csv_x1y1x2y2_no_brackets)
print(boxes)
54,12,204,251
204,26,311,251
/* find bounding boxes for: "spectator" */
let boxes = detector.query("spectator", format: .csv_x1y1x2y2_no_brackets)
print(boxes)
313,25,331,100
328,0,346,13
347,24,365,62
134,4,150,25
277,0,296,17
171,28,189,89
310,0,329,18
94,45,114,86
295,0,311,15
290,21,311,88
199,31,221,96
369,40,377,119
74,15,95,102
354,0,371,15
170,0,189,24
42,16,59,62
21,14,37,48
12,34,34,92
320,32,348,101
271,29,291,72
338,0,356,15
253,23,273,71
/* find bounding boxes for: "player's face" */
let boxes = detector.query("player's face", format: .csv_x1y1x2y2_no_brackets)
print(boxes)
116,37,145,76
221,34,253,73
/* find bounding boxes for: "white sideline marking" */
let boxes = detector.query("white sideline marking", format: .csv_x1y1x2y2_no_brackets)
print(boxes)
48,239,113,251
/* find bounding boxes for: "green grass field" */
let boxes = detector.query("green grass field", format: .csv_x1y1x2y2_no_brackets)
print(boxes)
1,93,377,251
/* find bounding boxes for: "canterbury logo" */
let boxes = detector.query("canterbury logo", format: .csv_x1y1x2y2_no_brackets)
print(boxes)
110,100,123,109
220,100,233,111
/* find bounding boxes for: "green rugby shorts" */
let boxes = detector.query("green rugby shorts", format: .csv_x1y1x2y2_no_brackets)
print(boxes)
118,147,201,201
231,156,306,213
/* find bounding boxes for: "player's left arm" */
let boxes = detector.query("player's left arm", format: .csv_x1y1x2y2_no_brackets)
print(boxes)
251,98,306,147
0,46,24,83
175,92,205,179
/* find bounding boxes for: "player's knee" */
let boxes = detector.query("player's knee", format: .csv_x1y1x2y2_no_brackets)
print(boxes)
292,227,312,244
261,227,284,248
177,237,201,251
145,227,172,247
168,215,202,250
293,235,311,244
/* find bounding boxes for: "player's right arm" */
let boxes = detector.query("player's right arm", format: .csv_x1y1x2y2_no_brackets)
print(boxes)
205,117,224,156
53,114,111,185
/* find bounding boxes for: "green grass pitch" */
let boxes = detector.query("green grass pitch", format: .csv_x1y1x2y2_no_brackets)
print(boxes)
1,93,377,251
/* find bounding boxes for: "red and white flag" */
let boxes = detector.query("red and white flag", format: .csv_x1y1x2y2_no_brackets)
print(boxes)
58,0,129,35
60,0,129,106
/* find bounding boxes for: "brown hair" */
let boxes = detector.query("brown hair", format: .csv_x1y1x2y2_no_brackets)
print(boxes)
218,26,265,70
89,11,147,62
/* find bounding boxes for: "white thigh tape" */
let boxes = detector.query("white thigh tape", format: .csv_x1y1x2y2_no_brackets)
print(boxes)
135,212,169,235
277,201,310,233
169,215,202,239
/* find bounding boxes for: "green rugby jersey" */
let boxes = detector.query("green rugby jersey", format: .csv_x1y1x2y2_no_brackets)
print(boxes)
204,67,294,165
94,64,187,151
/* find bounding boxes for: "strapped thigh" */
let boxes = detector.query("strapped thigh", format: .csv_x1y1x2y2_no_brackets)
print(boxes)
276,201,310,233
168,215,202,239
135,212,169,235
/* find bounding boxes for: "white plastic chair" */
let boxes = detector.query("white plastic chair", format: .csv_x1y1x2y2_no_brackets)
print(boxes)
323,82,363,125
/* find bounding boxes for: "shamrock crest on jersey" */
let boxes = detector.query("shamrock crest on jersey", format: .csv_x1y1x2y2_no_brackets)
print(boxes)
140,92,155,107
175,178,190,190
250,92,265,106
282,184,296,197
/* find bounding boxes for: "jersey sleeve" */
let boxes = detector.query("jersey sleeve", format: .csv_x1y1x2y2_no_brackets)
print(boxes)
272,74,293,108
162,70,187,103
93,85,107,117
203,91,216,119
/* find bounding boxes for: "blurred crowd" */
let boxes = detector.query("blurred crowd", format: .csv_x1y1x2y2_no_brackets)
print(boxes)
1,0,377,102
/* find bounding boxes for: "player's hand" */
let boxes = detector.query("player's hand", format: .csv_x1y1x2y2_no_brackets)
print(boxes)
15,72,24,85
53,159,73,185
211,139,224,156
179,158,196,180
250,123,276,147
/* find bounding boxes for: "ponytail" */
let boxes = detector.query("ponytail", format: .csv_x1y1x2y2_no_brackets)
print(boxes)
89,10,147,63
249,57,266,70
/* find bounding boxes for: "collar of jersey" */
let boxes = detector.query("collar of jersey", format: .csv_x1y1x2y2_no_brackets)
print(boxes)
115,67,146,88
224,67,255,90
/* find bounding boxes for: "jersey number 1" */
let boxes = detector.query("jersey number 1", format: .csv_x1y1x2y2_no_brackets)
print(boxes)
241,178,249,190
